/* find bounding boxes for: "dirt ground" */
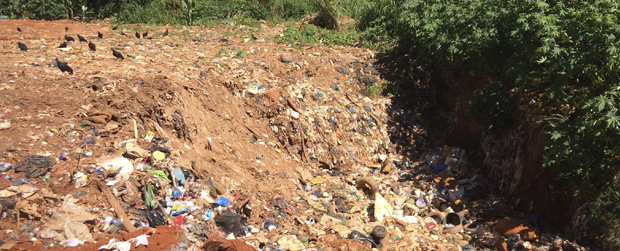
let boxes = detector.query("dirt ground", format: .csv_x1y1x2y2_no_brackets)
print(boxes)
0,19,384,250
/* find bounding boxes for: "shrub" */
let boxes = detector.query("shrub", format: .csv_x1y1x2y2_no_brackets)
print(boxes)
388,0,620,246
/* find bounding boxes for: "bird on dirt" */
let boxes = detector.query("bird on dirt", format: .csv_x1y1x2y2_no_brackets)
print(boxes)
251,33,258,40
112,26,118,30
88,41,96,51
142,31,148,38
135,31,141,39
121,31,127,36
17,27,21,32
58,42,67,48
65,27,68,32
17,42,28,51
162,29,168,37
77,34,87,43
111,48,124,60
98,31,103,39
55,58,73,74
65,34,75,42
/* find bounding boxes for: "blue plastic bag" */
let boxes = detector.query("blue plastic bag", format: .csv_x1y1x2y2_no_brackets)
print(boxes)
216,197,230,207
173,167,186,186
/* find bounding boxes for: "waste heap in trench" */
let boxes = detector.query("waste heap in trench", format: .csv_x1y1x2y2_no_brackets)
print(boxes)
0,55,576,251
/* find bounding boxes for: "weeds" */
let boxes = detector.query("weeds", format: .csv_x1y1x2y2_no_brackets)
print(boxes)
234,49,247,58
216,49,230,57
365,82,383,98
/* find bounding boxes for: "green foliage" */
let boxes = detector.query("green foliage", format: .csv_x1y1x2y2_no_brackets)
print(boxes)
114,0,182,25
467,81,521,134
365,82,383,98
590,179,620,249
233,49,247,58
1,0,66,20
275,24,360,47
380,0,620,246
267,0,318,21
215,49,230,57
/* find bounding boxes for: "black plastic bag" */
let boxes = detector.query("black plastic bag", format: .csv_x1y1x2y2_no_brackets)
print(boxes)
15,155,54,178
146,209,167,227
348,230,379,248
214,210,243,237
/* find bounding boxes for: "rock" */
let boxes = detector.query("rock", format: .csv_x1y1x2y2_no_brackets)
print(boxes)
0,121,11,130
280,57,293,63
494,238,509,251
356,75,377,86
291,110,300,119
495,217,538,241
335,66,349,75
203,236,255,251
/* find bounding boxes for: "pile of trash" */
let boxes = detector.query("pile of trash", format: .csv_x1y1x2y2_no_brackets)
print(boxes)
0,21,591,251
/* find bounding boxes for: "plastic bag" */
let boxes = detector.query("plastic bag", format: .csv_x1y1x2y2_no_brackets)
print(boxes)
98,156,134,175
146,209,167,227
348,230,378,247
49,213,94,242
215,197,230,207
173,167,186,186
374,193,393,222
214,210,243,237
14,155,54,178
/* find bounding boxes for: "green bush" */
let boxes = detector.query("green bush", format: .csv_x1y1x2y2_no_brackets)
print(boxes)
466,81,521,134
275,23,361,47
115,0,182,25
384,0,620,246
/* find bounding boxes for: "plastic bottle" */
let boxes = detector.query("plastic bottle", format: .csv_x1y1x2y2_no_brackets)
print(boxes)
42,173,53,182
0,162,13,172
12,178,27,186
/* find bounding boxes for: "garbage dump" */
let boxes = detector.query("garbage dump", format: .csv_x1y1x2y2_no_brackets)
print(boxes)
0,21,589,251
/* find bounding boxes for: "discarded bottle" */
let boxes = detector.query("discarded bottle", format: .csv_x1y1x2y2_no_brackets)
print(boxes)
42,173,53,182
12,178,27,186
0,162,13,172
27,230,37,239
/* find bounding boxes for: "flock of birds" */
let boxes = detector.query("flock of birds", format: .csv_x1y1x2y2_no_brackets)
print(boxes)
13,26,170,75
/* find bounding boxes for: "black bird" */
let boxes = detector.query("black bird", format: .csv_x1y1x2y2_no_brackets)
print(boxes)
111,48,124,60
77,34,87,43
17,42,28,51
88,41,96,51
58,42,67,48
98,31,103,39
65,27,68,32
251,33,258,40
56,59,73,74
162,29,168,37
121,31,127,36
135,31,141,39
17,27,21,32
142,31,148,38
65,35,75,42
112,26,118,30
